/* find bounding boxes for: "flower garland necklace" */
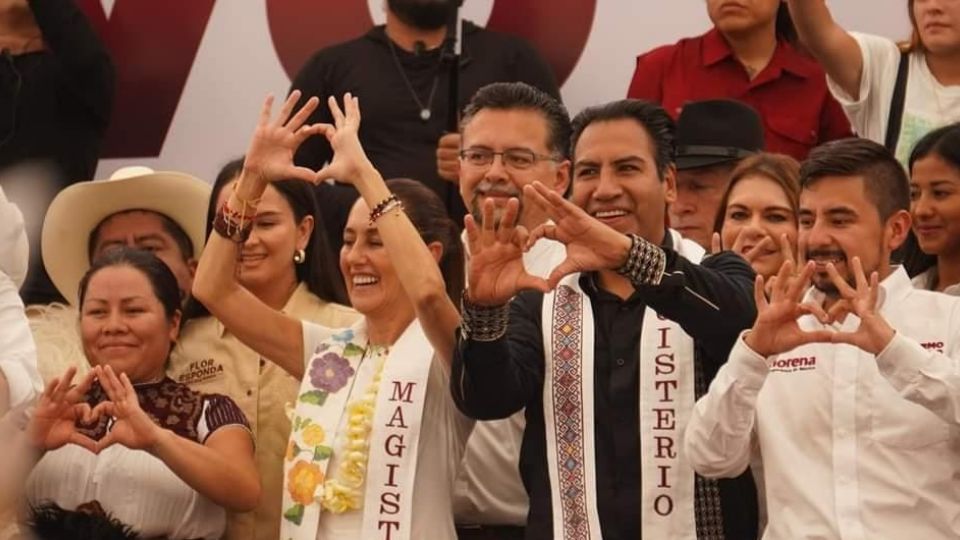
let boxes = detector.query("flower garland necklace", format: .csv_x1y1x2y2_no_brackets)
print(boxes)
320,344,388,513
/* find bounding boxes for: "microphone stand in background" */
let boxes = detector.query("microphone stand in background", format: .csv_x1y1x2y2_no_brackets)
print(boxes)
442,0,464,133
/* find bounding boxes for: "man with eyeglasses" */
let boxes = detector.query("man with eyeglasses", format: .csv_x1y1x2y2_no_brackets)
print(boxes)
452,81,570,540
452,99,760,539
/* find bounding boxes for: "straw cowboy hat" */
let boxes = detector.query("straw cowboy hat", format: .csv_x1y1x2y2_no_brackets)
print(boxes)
0,185,30,289
41,166,210,305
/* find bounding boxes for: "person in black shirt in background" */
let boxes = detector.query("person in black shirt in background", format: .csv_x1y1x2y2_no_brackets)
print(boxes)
0,0,114,305
289,0,558,255
452,99,759,540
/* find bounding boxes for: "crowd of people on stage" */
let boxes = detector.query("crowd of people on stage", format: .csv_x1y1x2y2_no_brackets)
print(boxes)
2,0,960,539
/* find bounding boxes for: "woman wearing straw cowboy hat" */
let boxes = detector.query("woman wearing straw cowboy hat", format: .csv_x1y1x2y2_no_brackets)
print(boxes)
27,166,210,383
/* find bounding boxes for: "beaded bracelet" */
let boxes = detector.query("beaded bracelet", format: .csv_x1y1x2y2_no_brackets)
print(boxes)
212,201,254,243
460,291,510,342
368,195,404,225
615,233,667,287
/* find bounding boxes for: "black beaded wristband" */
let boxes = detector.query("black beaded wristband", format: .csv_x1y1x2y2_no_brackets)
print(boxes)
460,291,510,342
615,233,666,287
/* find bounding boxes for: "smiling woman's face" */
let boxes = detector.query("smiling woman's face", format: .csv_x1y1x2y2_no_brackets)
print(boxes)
79,265,180,383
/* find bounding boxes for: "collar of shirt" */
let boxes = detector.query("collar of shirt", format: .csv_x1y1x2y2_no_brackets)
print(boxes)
215,282,311,338
701,28,818,82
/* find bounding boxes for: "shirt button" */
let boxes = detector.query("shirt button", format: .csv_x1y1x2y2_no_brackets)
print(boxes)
246,389,253,397
259,359,266,368
616,358,626,367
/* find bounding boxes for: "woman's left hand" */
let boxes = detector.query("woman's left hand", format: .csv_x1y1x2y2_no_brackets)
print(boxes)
91,365,164,453
315,93,375,186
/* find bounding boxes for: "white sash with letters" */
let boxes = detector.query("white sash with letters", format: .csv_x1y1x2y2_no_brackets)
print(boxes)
542,231,704,540
281,319,433,540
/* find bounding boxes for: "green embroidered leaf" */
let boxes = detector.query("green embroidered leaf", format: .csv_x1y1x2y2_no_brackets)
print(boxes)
313,445,333,461
301,418,312,428
283,504,305,525
292,416,302,431
290,442,301,457
299,390,328,406
343,343,365,357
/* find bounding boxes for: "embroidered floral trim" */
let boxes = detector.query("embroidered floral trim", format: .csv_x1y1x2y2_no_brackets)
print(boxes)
320,348,387,513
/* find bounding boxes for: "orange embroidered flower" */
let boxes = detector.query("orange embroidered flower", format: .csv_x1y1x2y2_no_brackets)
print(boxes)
287,460,324,505
302,424,326,447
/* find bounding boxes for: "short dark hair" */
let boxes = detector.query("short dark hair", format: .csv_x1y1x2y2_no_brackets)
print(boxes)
461,82,572,159
387,178,464,304
79,247,182,322
88,211,195,263
799,138,910,222
30,502,141,540
570,99,676,180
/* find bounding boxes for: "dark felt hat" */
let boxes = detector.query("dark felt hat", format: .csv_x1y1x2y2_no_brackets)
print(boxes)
674,99,764,170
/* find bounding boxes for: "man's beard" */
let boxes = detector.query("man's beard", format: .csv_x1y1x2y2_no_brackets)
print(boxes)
806,247,852,297
387,0,456,30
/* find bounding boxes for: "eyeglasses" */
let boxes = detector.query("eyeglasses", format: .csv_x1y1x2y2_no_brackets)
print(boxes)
459,148,560,171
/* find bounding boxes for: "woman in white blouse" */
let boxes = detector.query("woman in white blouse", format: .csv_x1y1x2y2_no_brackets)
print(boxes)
25,247,259,539
193,92,470,540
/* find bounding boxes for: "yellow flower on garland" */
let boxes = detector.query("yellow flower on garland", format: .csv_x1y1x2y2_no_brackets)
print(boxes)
320,348,388,514
302,424,326,447
287,460,324,506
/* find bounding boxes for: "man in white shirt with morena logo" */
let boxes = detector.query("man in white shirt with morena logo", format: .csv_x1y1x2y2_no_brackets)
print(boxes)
685,137,960,540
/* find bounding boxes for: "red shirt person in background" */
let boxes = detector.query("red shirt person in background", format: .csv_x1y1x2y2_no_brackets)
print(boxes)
627,0,851,161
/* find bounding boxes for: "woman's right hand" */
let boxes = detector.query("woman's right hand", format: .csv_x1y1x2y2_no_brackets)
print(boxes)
315,93,376,186
241,90,328,185
29,367,98,453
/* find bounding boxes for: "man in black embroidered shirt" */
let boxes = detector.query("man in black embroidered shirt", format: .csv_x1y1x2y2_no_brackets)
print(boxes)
452,99,759,540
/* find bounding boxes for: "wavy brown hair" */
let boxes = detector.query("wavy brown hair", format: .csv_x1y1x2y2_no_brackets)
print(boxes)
713,153,801,235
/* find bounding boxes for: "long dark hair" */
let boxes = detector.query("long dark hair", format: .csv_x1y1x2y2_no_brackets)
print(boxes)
386,178,464,304
900,123,960,277
184,157,348,320
775,2,799,46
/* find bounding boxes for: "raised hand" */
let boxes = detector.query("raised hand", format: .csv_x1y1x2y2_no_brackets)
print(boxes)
436,132,461,183
315,93,375,185
243,90,327,184
824,257,895,354
465,197,549,306
743,260,835,357
92,366,164,453
29,367,98,453
523,181,632,289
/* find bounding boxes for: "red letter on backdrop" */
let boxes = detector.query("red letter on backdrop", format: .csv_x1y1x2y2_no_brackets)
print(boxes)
76,0,216,158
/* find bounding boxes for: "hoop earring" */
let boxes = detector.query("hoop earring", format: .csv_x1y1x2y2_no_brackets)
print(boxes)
294,249,306,264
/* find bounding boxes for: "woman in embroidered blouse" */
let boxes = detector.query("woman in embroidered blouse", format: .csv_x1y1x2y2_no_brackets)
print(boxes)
192,92,469,540
903,122,960,295
24,247,259,539
713,153,801,280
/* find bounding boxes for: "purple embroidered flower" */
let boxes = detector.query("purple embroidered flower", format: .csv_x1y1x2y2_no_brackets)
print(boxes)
308,352,354,392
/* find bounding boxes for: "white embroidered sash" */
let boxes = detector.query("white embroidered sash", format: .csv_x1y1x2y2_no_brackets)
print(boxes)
542,231,704,540
280,319,433,540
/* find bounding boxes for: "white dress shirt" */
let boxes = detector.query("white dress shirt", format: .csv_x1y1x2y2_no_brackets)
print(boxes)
685,267,960,540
